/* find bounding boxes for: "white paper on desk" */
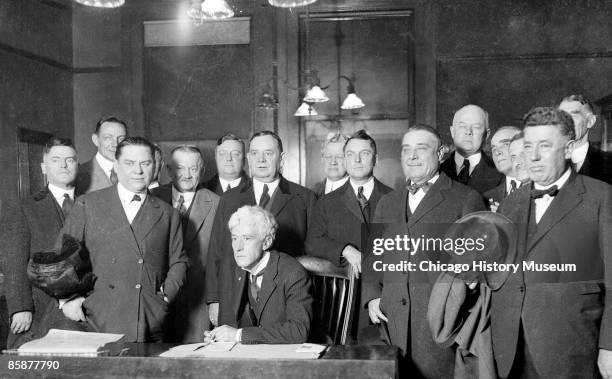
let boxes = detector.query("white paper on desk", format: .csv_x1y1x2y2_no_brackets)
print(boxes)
159,342,236,358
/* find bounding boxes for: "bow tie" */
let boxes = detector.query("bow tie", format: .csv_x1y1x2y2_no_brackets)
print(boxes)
407,181,432,195
530,185,559,199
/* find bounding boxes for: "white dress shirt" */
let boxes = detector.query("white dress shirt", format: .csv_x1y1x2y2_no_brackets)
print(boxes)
324,176,349,194
408,174,439,213
148,181,160,190
117,183,147,224
454,151,482,175
505,176,521,195
236,250,271,342
95,152,115,180
349,177,374,200
47,183,75,207
219,177,243,192
253,178,280,206
172,186,195,211
571,142,589,172
533,169,571,223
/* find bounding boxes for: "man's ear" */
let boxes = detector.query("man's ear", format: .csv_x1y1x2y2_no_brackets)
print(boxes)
279,151,287,172
437,146,445,163
262,234,273,251
92,133,100,148
564,139,575,160
586,114,597,130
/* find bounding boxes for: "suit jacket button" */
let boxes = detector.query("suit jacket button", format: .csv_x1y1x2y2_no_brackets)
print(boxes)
401,299,407,305
135,284,141,289
519,285,525,292
111,258,117,264
138,259,143,264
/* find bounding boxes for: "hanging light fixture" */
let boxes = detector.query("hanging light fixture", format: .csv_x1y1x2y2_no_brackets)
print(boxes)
268,0,317,8
256,81,279,110
294,102,318,117
187,0,234,25
339,76,365,110
74,0,124,7
303,70,329,103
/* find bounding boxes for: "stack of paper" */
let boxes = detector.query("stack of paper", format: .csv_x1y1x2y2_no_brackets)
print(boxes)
160,342,327,359
17,329,125,357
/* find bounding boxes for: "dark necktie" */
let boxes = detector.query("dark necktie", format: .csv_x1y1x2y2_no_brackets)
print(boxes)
225,184,231,192
357,186,370,223
61,194,74,218
176,195,188,216
259,184,270,209
530,185,559,199
131,194,142,203
509,180,518,194
110,168,118,185
457,159,470,184
407,181,432,195
250,272,263,302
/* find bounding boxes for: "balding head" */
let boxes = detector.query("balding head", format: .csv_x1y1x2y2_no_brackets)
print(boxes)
450,104,489,157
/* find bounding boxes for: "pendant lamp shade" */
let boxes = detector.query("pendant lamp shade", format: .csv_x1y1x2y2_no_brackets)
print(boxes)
294,103,318,116
268,0,317,8
341,93,365,110
74,0,124,7
303,85,329,103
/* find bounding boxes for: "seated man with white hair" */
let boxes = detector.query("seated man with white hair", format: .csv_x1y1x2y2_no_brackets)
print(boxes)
204,205,313,344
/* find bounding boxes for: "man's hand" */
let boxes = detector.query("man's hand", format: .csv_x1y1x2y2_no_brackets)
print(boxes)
599,349,612,379
208,302,219,327
205,325,238,342
367,298,388,324
488,199,499,213
62,297,86,321
10,311,32,334
342,245,362,279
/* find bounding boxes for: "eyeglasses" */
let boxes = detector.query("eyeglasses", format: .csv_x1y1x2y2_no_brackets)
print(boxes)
322,154,344,161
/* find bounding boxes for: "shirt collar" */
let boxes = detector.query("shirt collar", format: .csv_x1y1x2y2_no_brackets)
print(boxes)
117,182,147,204
172,186,195,204
148,181,160,189
534,168,572,191
219,176,243,191
505,175,519,193
349,176,375,199
95,152,114,174
253,177,280,197
571,141,589,164
244,250,270,276
324,176,349,193
47,183,75,203
454,151,482,171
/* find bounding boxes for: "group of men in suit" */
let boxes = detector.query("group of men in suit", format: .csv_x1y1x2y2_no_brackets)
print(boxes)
1,91,611,378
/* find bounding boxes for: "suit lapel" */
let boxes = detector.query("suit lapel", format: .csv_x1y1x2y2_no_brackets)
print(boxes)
268,177,293,217
184,189,213,245
340,183,364,222
233,268,248,321
526,174,584,254
98,187,143,256
130,194,163,246
407,174,448,228
255,252,279,321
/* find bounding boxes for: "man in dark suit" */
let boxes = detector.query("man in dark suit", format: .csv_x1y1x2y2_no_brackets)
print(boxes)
559,94,612,184
59,137,188,342
492,107,612,379
202,133,249,196
306,130,392,342
152,145,219,342
311,132,349,197
441,104,503,194
206,130,316,327
75,116,127,194
363,125,486,378
204,205,312,344
484,126,523,207
1,138,80,348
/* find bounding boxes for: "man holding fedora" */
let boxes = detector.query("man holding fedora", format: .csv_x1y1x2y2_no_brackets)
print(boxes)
362,125,486,378
493,107,612,378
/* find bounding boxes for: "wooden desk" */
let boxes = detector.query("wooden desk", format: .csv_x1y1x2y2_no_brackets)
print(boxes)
0,344,398,379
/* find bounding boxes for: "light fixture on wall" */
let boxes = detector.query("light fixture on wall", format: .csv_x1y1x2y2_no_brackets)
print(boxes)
303,70,329,103
339,76,365,110
256,79,279,110
187,0,234,25
294,102,318,116
74,0,124,7
268,0,317,8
